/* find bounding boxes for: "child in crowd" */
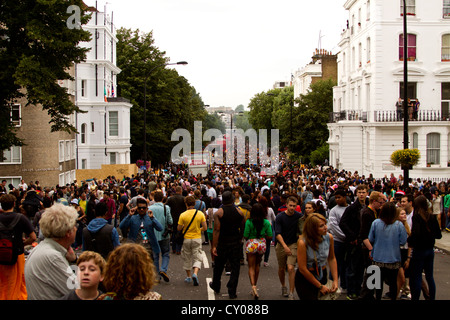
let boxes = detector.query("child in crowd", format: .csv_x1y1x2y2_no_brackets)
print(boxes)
59,251,106,300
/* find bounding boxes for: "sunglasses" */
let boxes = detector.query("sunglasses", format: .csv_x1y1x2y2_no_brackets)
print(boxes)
137,207,147,211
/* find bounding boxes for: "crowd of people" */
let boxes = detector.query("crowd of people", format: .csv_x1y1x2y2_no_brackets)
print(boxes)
0,155,449,300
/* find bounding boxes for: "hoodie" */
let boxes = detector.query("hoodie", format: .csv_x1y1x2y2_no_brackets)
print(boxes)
82,218,121,251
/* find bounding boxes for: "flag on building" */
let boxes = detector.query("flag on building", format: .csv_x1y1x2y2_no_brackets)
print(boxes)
104,87,107,102
111,84,115,97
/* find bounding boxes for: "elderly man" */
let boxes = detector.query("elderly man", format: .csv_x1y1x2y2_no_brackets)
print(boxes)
24,203,79,300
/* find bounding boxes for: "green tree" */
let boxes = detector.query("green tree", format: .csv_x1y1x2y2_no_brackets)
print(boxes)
116,28,209,164
292,78,336,163
270,86,294,150
0,0,92,150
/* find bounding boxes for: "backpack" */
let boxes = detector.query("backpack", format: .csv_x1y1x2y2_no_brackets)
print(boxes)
0,214,22,265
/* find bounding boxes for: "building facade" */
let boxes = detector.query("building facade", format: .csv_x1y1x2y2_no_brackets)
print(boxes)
328,0,450,179
293,49,338,102
0,73,77,188
75,7,132,170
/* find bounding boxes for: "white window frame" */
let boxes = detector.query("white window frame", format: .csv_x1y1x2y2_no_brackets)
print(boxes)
444,0,450,18
81,123,87,144
59,173,65,186
401,0,416,16
110,152,117,164
109,111,119,136
442,34,450,61
65,140,70,161
0,146,21,164
10,104,21,127
0,177,22,189
81,79,87,97
59,140,65,162
70,139,75,160
426,133,441,165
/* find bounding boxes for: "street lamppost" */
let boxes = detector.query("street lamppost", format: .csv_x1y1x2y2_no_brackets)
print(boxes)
143,61,187,174
218,110,243,163
402,0,409,189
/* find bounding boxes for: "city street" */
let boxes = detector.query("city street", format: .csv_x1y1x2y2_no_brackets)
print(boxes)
151,240,450,301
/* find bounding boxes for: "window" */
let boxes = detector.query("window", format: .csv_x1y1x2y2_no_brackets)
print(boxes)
400,82,417,100
367,0,371,20
109,111,118,136
442,34,450,61
10,104,21,126
110,152,116,164
70,140,75,160
444,0,450,18
367,38,371,63
358,43,362,68
65,140,70,161
342,52,346,74
401,0,416,16
352,47,356,70
59,173,64,187
412,132,418,149
91,122,95,133
448,133,450,167
358,8,362,29
81,80,87,97
59,141,64,162
426,133,440,165
442,83,450,120
0,177,21,189
81,159,87,169
399,34,416,61
81,123,87,144
0,146,21,164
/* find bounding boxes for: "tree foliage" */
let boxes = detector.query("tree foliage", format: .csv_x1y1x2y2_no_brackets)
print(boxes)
293,78,335,163
0,0,92,150
116,28,214,164
247,79,335,164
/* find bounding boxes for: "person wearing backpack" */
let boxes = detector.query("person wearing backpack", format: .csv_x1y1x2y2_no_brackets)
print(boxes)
82,201,120,261
0,193,36,300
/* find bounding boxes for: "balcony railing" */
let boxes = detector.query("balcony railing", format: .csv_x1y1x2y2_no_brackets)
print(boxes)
329,110,368,123
329,109,449,123
374,110,449,122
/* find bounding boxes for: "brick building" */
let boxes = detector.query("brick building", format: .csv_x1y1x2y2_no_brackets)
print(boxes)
292,49,338,103
0,67,77,189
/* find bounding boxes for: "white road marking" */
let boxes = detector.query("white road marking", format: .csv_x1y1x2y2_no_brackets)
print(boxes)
201,250,209,269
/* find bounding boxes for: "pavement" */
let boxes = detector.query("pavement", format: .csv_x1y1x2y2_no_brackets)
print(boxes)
435,230,450,254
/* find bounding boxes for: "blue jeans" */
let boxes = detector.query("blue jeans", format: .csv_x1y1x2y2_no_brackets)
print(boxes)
153,238,171,274
409,247,436,300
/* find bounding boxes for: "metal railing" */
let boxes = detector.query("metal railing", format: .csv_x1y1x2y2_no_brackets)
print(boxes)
329,110,368,123
329,109,449,123
374,110,449,122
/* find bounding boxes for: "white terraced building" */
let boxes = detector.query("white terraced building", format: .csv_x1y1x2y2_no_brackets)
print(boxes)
75,6,132,169
327,0,450,180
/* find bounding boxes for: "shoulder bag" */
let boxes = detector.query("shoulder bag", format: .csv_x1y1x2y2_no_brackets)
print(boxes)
174,209,198,246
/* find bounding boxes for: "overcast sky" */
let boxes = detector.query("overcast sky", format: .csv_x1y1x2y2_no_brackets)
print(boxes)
85,0,348,109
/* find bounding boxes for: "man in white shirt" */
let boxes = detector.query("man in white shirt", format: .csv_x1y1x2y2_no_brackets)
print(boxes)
207,182,217,199
400,194,414,229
